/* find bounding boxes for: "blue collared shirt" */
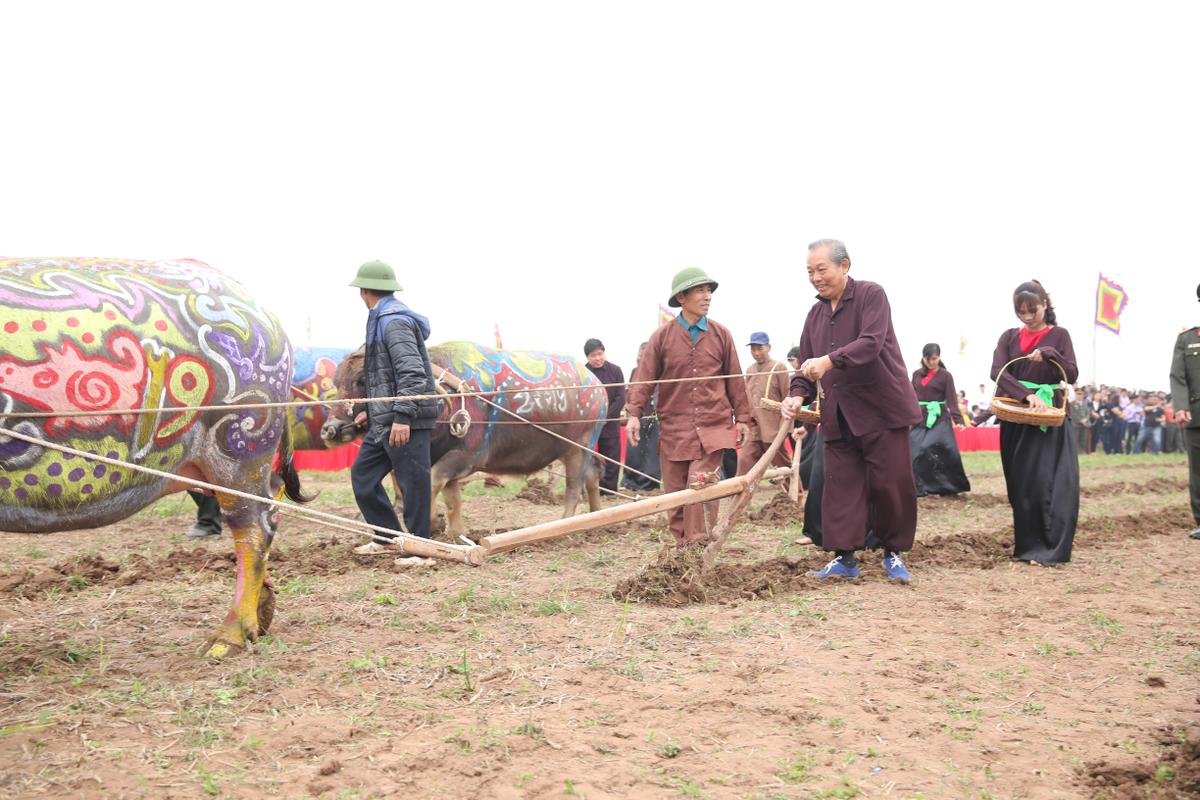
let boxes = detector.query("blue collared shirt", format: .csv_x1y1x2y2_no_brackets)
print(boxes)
676,313,708,344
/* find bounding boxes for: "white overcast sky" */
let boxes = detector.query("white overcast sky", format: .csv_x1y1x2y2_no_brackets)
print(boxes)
3,1,1197,398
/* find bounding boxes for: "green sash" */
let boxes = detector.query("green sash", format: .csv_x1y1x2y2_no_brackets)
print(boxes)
918,400,943,429
1019,380,1057,432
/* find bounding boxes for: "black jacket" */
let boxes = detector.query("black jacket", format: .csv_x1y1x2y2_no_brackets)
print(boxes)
363,297,438,441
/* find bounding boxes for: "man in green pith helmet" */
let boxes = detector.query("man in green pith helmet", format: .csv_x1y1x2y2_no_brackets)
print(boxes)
347,260,439,561
1169,282,1200,540
624,268,752,547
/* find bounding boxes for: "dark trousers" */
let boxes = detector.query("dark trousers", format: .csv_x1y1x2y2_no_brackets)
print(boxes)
821,422,917,553
1101,423,1122,454
1164,423,1182,454
622,416,662,491
189,490,222,533
1073,424,1088,454
351,429,432,542
1188,427,1200,526
1124,422,1140,453
596,422,622,493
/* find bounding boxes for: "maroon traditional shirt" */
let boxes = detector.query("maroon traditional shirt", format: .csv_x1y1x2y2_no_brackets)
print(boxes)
789,277,920,440
912,367,964,425
990,326,1079,413
626,317,752,460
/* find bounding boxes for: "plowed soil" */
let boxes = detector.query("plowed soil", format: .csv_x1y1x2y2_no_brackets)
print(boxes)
1,452,1197,800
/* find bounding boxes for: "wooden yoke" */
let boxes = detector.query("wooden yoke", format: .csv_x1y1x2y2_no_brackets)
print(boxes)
701,414,793,571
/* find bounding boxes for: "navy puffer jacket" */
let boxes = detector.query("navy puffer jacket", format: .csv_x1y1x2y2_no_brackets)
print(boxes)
363,297,439,442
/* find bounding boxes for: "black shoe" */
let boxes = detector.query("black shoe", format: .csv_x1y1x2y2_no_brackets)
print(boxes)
1190,527,1200,541
187,525,221,540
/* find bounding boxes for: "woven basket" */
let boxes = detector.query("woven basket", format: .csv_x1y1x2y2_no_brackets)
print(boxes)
989,355,1067,427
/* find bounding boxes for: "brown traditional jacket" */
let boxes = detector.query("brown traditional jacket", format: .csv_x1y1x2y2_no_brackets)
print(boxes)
789,277,921,440
745,359,791,442
626,316,752,460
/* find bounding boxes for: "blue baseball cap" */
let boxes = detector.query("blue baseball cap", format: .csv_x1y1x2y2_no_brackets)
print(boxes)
746,332,770,346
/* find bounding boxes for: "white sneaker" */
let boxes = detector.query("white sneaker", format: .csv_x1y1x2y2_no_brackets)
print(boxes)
354,541,392,555
394,556,435,569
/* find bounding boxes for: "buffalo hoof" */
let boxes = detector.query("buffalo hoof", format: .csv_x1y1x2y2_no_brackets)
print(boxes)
258,582,276,635
200,635,246,660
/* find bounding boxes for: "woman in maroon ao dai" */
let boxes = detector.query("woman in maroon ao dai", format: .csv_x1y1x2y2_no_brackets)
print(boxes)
910,343,971,496
990,280,1080,564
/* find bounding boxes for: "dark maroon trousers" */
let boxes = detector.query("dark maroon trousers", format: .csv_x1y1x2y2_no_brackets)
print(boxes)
821,423,917,552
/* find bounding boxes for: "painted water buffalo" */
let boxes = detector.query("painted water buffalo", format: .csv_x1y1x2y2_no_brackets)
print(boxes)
322,341,608,537
289,346,361,452
0,257,308,658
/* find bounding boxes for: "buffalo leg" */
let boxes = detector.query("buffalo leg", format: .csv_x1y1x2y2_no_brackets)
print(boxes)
584,459,602,511
442,479,466,538
560,451,603,516
201,493,274,659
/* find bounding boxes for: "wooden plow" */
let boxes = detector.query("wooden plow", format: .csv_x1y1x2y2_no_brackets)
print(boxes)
412,401,798,568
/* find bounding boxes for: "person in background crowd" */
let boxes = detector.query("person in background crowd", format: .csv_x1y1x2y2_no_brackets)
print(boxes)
737,332,792,475
583,338,626,495
990,280,1079,564
1069,386,1091,455
1123,392,1144,454
786,346,802,375
1086,390,1105,453
782,239,919,584
1108,391,1128,453
1169,289,1200,539
909,342,970,496
1165,394,1183,454
621,342,662,492
1101,389,1124,454
1133,393,1165,454
625,268,752,547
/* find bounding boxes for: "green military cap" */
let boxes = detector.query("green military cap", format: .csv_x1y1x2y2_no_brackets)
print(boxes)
668,267,718,307
349,260,404,292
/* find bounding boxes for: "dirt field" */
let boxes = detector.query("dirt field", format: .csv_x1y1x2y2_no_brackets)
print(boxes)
2,451,1198,799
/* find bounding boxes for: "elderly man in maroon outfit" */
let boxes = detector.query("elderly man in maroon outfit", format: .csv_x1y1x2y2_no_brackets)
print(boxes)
782,240,920,583
626,267,752,547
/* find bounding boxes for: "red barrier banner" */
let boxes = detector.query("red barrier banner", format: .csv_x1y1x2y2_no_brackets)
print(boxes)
955,427,1000,452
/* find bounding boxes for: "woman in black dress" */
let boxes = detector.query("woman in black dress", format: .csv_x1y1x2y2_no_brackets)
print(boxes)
910,343,971,496
990,280,1080,564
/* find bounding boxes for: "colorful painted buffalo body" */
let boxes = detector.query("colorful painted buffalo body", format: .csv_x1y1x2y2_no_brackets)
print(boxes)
324,341,607,536
0,258,308,657
289,347,351,450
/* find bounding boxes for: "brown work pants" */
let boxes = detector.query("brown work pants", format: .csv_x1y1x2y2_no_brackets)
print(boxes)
822,425,917,553
660,449,726,546
736,436,791,476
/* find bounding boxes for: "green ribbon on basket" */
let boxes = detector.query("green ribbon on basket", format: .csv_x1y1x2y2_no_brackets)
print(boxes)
1019,380,1057,432
918,400,943,429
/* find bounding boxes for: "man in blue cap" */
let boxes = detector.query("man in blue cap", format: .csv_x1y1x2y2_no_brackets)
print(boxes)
737,332,793,475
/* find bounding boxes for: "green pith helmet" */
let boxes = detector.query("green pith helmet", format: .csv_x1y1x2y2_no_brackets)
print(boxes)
668,267,718,307
349,260,403,292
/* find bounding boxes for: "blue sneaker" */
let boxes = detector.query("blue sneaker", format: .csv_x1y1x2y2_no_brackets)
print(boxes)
883,551,911,584
807,555,859,580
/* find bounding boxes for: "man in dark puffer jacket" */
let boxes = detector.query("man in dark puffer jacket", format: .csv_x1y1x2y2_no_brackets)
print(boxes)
348,260,439,555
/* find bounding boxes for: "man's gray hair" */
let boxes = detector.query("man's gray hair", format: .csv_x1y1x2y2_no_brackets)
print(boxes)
808,238,850,266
